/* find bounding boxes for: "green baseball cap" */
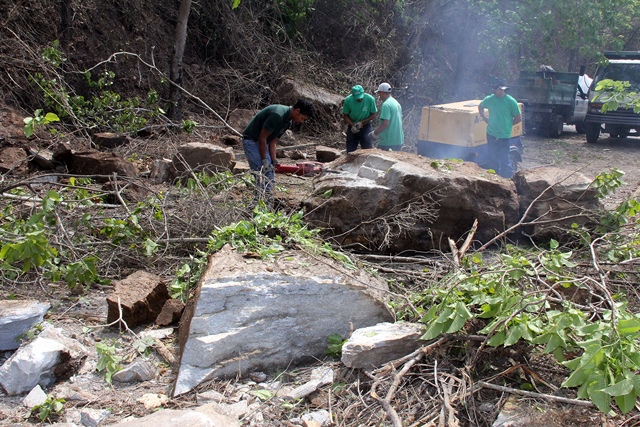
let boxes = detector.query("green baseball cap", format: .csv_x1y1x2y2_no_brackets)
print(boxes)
351,85,365,100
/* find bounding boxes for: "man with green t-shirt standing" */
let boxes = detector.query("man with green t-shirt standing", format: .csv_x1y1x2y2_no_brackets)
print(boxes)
342,85,378,153
478,80,522,178
371,83,403,151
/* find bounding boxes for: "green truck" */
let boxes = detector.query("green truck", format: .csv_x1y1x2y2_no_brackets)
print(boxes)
506,70,588,137
585,51,640,143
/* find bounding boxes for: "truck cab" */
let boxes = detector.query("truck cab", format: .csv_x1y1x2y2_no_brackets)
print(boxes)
585,51,640,143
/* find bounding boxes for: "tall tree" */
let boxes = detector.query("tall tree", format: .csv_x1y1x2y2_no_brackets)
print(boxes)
169,0,192,121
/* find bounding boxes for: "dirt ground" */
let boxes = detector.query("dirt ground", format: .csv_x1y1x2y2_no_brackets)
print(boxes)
519,125,640,207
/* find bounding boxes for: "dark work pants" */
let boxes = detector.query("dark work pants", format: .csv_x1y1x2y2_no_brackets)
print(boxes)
346,123,373,153
486,133,514,178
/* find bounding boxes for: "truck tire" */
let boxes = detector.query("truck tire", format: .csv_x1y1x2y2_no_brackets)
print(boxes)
586,123,600,143
575,122,586,134
547,115,563,138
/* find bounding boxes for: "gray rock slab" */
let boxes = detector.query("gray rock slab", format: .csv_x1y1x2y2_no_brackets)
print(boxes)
303,151,519,253
341,322,424,369
109,403,240,427
0,325,88,395
174,245,393,396
0,300,50,350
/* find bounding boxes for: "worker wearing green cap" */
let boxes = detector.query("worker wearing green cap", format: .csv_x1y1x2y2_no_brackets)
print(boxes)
342,85,378,153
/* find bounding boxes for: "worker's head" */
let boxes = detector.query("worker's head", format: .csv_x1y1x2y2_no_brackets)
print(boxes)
352,85,365,102
375,82,392,100
492,84,508,98
291,99,315,123
492,78,508,97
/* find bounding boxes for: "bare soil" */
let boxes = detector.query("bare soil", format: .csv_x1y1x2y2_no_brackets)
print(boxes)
519,126,640,207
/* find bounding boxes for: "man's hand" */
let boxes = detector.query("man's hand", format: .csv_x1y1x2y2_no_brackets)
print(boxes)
368,129,378,140
351,122,362,133
261,158,274,173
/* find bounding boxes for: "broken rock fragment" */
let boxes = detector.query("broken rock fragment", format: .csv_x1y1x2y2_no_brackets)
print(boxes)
0,325,88,395
174,245,393,396
341,322,424,369
0,299,50,350
106,271,169,329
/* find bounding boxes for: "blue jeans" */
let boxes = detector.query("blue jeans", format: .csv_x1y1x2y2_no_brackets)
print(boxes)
346,123,373,153
242,137,274,200
486,134,513,178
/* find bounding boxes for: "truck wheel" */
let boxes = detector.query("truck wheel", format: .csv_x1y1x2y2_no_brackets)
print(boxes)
575,122,586,134
547,115,563,138
586,123,600,143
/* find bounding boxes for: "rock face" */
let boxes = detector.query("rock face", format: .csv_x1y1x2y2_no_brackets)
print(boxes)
0,147,28,175
341,322,424,369
0,300,50,350
68,151,138,179
106,271,169,329
0,325,88,395
303,151,520,253
172,142,235,176
174,245,393,396
274,78,343,114
512,167,603,240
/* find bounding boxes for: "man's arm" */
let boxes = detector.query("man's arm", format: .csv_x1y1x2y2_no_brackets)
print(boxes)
258,128,271,160
513,114,522,125
478,104,488,123
374,119,390,136
268,139,278,164
343,113,355,127
362,112,377,125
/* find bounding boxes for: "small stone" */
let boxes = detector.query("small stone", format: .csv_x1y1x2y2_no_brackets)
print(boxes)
137,393,169,410
23,384,47,408
196,389,226,404
80,408,110,427
112,360,156,383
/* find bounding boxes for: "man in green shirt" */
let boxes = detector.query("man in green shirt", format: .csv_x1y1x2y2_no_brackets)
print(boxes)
342,85,378,153
371,83,404,151
478,80,522,178
242,99,314,202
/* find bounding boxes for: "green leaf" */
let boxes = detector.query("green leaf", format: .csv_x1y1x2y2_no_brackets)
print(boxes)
251,390,274,400
604,378,634,396
550,239,559,249
617,318,640,336
504,323,523,347
232,0,241,9
421,320,445,340
487,330,506,347
615,392,637,414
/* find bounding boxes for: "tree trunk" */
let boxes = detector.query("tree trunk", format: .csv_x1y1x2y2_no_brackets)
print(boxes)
169,0,192,121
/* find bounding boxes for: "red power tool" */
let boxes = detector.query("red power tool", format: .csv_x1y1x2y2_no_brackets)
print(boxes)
274,161,324,176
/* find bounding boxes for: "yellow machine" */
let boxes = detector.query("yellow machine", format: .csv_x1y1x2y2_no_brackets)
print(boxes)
417,100,523,164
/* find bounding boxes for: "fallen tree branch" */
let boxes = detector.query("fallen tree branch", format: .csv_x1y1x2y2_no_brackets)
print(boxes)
474,381,594,407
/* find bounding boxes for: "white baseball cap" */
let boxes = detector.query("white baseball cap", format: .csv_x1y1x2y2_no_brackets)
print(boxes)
375,83,392,93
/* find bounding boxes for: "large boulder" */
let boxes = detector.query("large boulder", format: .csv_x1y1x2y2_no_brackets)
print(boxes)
174,245,393,396
303,150,520,253
172,142,235,176
512,167,603,240
0,146,28,175
274,78,343,115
